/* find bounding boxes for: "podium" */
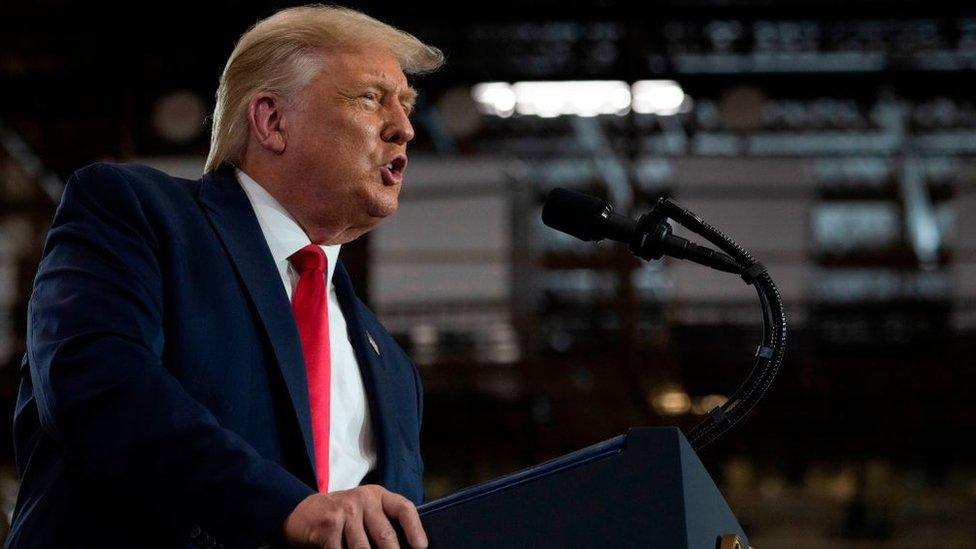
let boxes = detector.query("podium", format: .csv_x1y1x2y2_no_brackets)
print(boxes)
415,427,748,548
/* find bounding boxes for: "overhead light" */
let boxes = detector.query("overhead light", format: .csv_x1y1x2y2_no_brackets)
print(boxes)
471,82,517,118
471,80,632,118
632,80,691,116
512,81,631,117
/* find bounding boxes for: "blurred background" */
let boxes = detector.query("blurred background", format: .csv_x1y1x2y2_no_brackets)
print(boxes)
1,0,974,546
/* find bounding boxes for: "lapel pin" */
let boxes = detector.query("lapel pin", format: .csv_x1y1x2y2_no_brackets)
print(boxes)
366,331,381,356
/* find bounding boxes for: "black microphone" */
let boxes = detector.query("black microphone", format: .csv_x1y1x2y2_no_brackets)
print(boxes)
541,188,637,243
542,188,743,274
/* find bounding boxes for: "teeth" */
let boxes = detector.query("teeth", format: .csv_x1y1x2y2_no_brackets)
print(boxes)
386,162,395,170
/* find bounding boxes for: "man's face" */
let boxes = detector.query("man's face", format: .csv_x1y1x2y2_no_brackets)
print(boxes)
279,46,416,243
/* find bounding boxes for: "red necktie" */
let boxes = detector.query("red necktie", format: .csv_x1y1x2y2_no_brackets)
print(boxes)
289,244,331,492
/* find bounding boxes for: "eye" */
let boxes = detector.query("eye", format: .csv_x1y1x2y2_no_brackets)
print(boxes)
358,90,382,109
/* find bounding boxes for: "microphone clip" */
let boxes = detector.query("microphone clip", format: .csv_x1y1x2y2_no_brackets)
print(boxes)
628,200,673,262
629,198,745,275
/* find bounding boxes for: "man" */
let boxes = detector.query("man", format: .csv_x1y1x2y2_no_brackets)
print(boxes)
6,5,442,548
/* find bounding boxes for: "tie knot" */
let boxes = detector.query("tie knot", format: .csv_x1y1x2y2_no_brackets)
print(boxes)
289,244,327,273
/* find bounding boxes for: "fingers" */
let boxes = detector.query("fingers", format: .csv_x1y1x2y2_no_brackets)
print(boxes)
341,508,371,549
363,496,401,549
283,486,425,549
381,490,427,549
316,502,344,549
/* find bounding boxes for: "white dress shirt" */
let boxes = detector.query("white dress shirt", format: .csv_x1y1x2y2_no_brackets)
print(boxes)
236,168,377,492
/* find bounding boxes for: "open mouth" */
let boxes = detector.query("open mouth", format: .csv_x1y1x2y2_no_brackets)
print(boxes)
385,155,407,175
381,155,407,185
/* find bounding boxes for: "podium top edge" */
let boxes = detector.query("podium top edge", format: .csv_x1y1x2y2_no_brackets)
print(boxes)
419,433,626,515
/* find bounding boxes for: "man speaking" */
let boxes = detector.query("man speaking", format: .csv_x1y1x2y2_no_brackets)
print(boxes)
5,5,442,548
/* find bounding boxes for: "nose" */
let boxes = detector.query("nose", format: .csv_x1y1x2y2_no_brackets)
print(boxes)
382,102,415,145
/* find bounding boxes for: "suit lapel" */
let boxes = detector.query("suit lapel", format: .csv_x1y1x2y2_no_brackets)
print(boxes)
332,261,398,487
196,167,316,473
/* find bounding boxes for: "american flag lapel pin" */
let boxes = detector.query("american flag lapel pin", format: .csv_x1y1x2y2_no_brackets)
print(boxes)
366,331,380,356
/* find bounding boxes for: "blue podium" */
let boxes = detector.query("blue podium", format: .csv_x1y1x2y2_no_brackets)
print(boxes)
415,427,748,548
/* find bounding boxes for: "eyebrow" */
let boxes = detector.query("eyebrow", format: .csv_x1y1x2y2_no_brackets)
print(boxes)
401,87,419,108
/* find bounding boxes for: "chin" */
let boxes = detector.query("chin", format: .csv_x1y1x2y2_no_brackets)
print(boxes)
365,195,399,218
364,210,396,225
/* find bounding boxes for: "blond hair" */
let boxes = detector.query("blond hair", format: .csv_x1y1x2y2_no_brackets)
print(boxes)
205,4,444,173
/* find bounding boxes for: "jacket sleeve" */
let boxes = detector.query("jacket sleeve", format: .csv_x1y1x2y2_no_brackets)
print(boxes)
412,357,425,503
27,163,314,547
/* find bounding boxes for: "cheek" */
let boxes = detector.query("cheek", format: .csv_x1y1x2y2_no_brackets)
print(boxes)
327,119,373,149
293,112,381,184
340,111,381,144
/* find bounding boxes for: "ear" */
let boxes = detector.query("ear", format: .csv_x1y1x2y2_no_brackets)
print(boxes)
246,92,287,154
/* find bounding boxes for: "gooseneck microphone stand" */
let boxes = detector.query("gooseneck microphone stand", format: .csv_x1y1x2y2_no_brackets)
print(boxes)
406,189,770,546
650,197,787,451
543,189,788,451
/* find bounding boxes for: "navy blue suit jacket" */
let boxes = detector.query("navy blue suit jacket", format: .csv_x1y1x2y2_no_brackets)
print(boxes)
5,163,424,548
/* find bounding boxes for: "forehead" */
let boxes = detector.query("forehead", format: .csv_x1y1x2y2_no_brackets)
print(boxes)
320,46,412,92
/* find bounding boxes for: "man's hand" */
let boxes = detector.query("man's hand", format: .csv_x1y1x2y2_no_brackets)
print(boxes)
283,485,428,548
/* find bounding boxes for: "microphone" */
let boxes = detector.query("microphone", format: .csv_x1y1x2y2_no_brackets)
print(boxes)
542,188,743,274
544,189,787,451
541,188,637,243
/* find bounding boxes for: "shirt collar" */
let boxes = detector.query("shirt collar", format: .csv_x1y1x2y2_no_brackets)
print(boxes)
235,167,340,283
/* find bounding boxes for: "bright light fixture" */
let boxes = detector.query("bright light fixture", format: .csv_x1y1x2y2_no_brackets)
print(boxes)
631,80,690,115
471,82,517,118
472,80,689,118
512,81,631,117
472,80,632,118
